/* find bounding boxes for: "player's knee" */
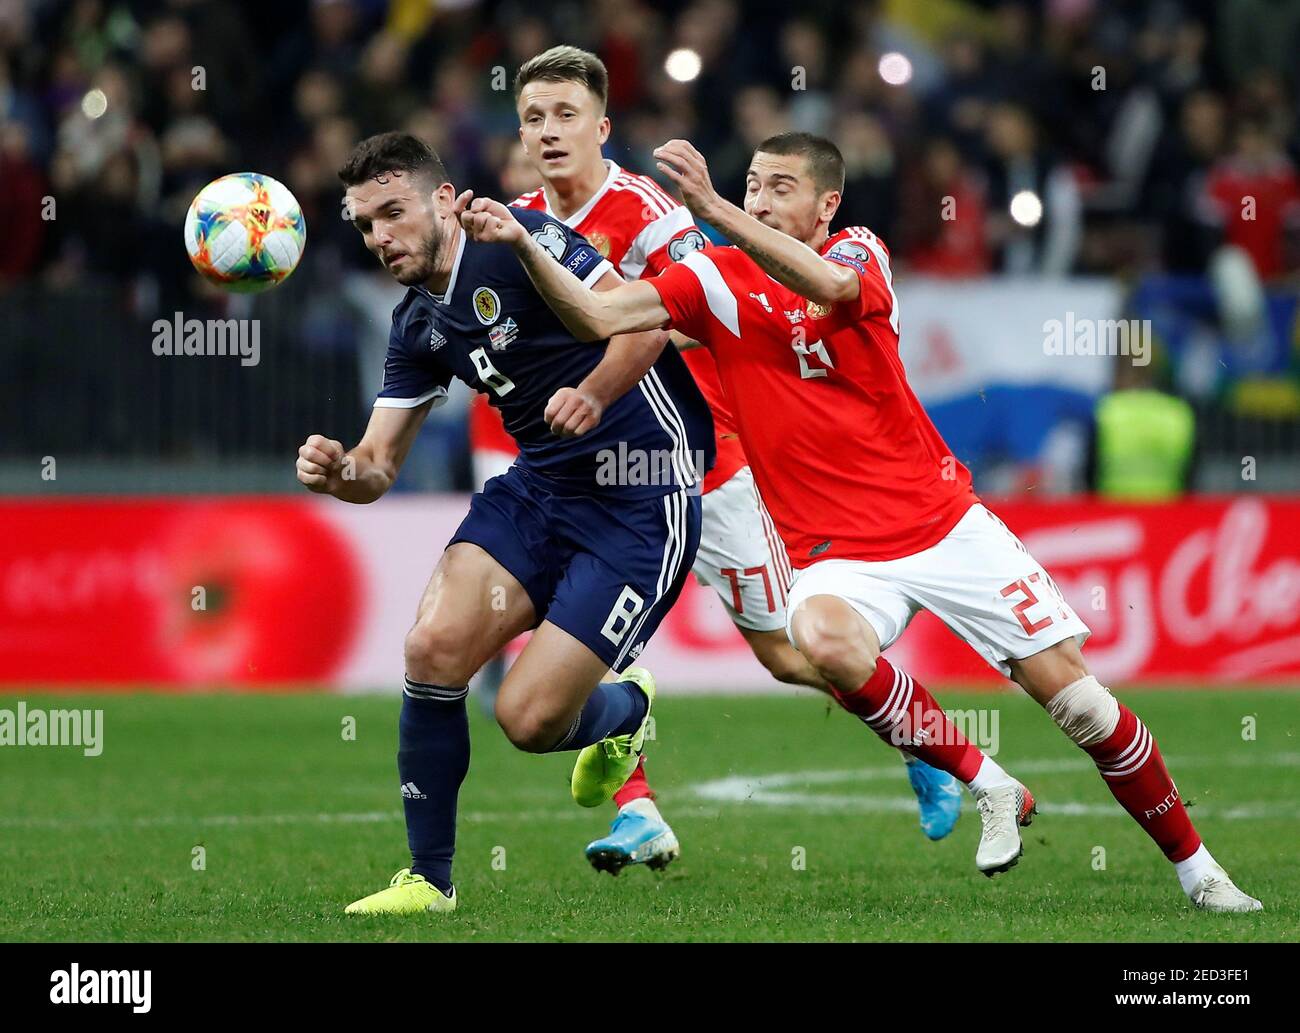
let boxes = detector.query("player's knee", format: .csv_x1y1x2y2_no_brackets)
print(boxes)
404,620,477,686
495,699,564,754
795,615,875,683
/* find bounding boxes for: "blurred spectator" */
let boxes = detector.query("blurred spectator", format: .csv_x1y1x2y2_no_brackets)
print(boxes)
834,111,897,243
1,0,1297,491
497,138,542,199
1203,118,1300,281
1090,359,1197,500
984,102,1082,275
1146,89,1226,273
896,135,989,276
0,120,48,285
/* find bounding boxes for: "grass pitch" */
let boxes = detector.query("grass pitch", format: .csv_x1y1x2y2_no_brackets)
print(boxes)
1,688,1296,942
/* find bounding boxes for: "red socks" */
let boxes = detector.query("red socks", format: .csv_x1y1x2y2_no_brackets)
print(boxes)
831,656,985,783
613,756,654,809
1085,704,1201,862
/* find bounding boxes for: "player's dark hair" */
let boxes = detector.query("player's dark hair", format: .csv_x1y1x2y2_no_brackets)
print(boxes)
754,131,846,196
514,45,609,108
337,132,449,188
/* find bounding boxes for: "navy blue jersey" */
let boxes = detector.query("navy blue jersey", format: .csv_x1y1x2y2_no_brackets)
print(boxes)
376,208,715,498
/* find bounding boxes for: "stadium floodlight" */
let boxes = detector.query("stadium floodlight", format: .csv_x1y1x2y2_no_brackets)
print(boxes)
665,48,702,83
878,52,913,86
81,88,108,119
1010,189,1044,227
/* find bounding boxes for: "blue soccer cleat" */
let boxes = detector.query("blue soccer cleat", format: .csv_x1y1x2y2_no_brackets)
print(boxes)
584,800,680,875
906,758,963,840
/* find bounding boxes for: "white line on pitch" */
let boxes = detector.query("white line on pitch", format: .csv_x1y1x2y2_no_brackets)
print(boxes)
2,754,1293,830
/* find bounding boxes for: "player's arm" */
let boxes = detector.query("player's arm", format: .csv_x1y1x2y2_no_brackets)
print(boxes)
653,139,859,307
545,271,671,436
295,401,432,503
455,191,671,341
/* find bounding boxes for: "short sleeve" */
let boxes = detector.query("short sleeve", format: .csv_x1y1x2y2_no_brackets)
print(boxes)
823,229,898,324
626,207,706,280
374,310,452,409
514,208,615,288
646,250,716,345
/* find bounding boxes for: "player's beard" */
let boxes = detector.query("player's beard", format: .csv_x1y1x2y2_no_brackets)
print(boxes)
389,220,444,286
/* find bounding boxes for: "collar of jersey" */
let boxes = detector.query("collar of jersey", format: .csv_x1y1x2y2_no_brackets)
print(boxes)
418,225,468,305
545,159,621,228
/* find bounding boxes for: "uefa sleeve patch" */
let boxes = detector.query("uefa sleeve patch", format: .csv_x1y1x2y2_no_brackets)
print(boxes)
667,228,707,263
826,254,868,275
825,239,871,275
531,222,568,262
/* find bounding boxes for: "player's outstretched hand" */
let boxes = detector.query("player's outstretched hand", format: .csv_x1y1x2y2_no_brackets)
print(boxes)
653,139,721,221
544,387,603,437
456,190,525,246
296,434,347,494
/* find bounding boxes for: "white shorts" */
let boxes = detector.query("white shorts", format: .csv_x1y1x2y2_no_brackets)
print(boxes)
785,502,1091,677
692,466,792,633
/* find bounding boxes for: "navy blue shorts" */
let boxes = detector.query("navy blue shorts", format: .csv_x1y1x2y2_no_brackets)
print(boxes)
448,465,702,673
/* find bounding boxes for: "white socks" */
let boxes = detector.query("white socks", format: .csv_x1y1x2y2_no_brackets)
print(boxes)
1174,843,1222,895
966,755,1016,794
619,797,663,822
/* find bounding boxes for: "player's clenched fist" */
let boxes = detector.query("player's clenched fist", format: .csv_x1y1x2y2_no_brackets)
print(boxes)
296,434,347,494
545,387,603,437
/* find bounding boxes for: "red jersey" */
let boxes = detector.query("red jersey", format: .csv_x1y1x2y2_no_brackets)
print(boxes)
1205,155,1300,279
509,160,747,492
648,226,978,566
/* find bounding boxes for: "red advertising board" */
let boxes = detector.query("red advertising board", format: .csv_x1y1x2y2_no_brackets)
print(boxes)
0,499,362,686
0,496,1296,689
883,497,1300,684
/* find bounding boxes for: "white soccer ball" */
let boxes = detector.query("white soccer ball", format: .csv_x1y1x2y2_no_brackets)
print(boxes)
184,172,307,293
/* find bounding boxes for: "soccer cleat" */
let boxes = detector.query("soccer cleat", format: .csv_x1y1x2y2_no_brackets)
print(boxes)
974,781,1036,877
1188,870,1264,913
343,868,457,915
906,758,963,841
585,801,680,875
571,667,656,808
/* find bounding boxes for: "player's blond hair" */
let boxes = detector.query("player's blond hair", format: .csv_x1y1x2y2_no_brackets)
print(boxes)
514,45,609,109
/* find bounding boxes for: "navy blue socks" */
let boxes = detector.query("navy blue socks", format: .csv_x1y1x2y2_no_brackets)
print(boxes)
547,679,648,752
399,678,471,893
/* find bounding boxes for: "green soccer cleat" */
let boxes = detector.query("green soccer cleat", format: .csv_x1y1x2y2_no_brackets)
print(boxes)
344,868,457,915
571,667,656,808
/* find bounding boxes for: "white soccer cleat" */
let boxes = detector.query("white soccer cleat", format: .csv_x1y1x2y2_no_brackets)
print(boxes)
1188,870,1264,913
974,781,1036,877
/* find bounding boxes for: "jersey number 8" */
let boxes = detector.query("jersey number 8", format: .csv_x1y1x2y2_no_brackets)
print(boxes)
470,347,516,397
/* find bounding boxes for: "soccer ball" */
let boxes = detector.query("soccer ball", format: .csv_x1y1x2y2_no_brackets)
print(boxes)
184,172,306,292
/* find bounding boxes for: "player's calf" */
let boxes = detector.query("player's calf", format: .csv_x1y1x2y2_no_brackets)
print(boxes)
742,627,826,688
494,693,580,753
493,628,652,757
1028,658,1262,912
